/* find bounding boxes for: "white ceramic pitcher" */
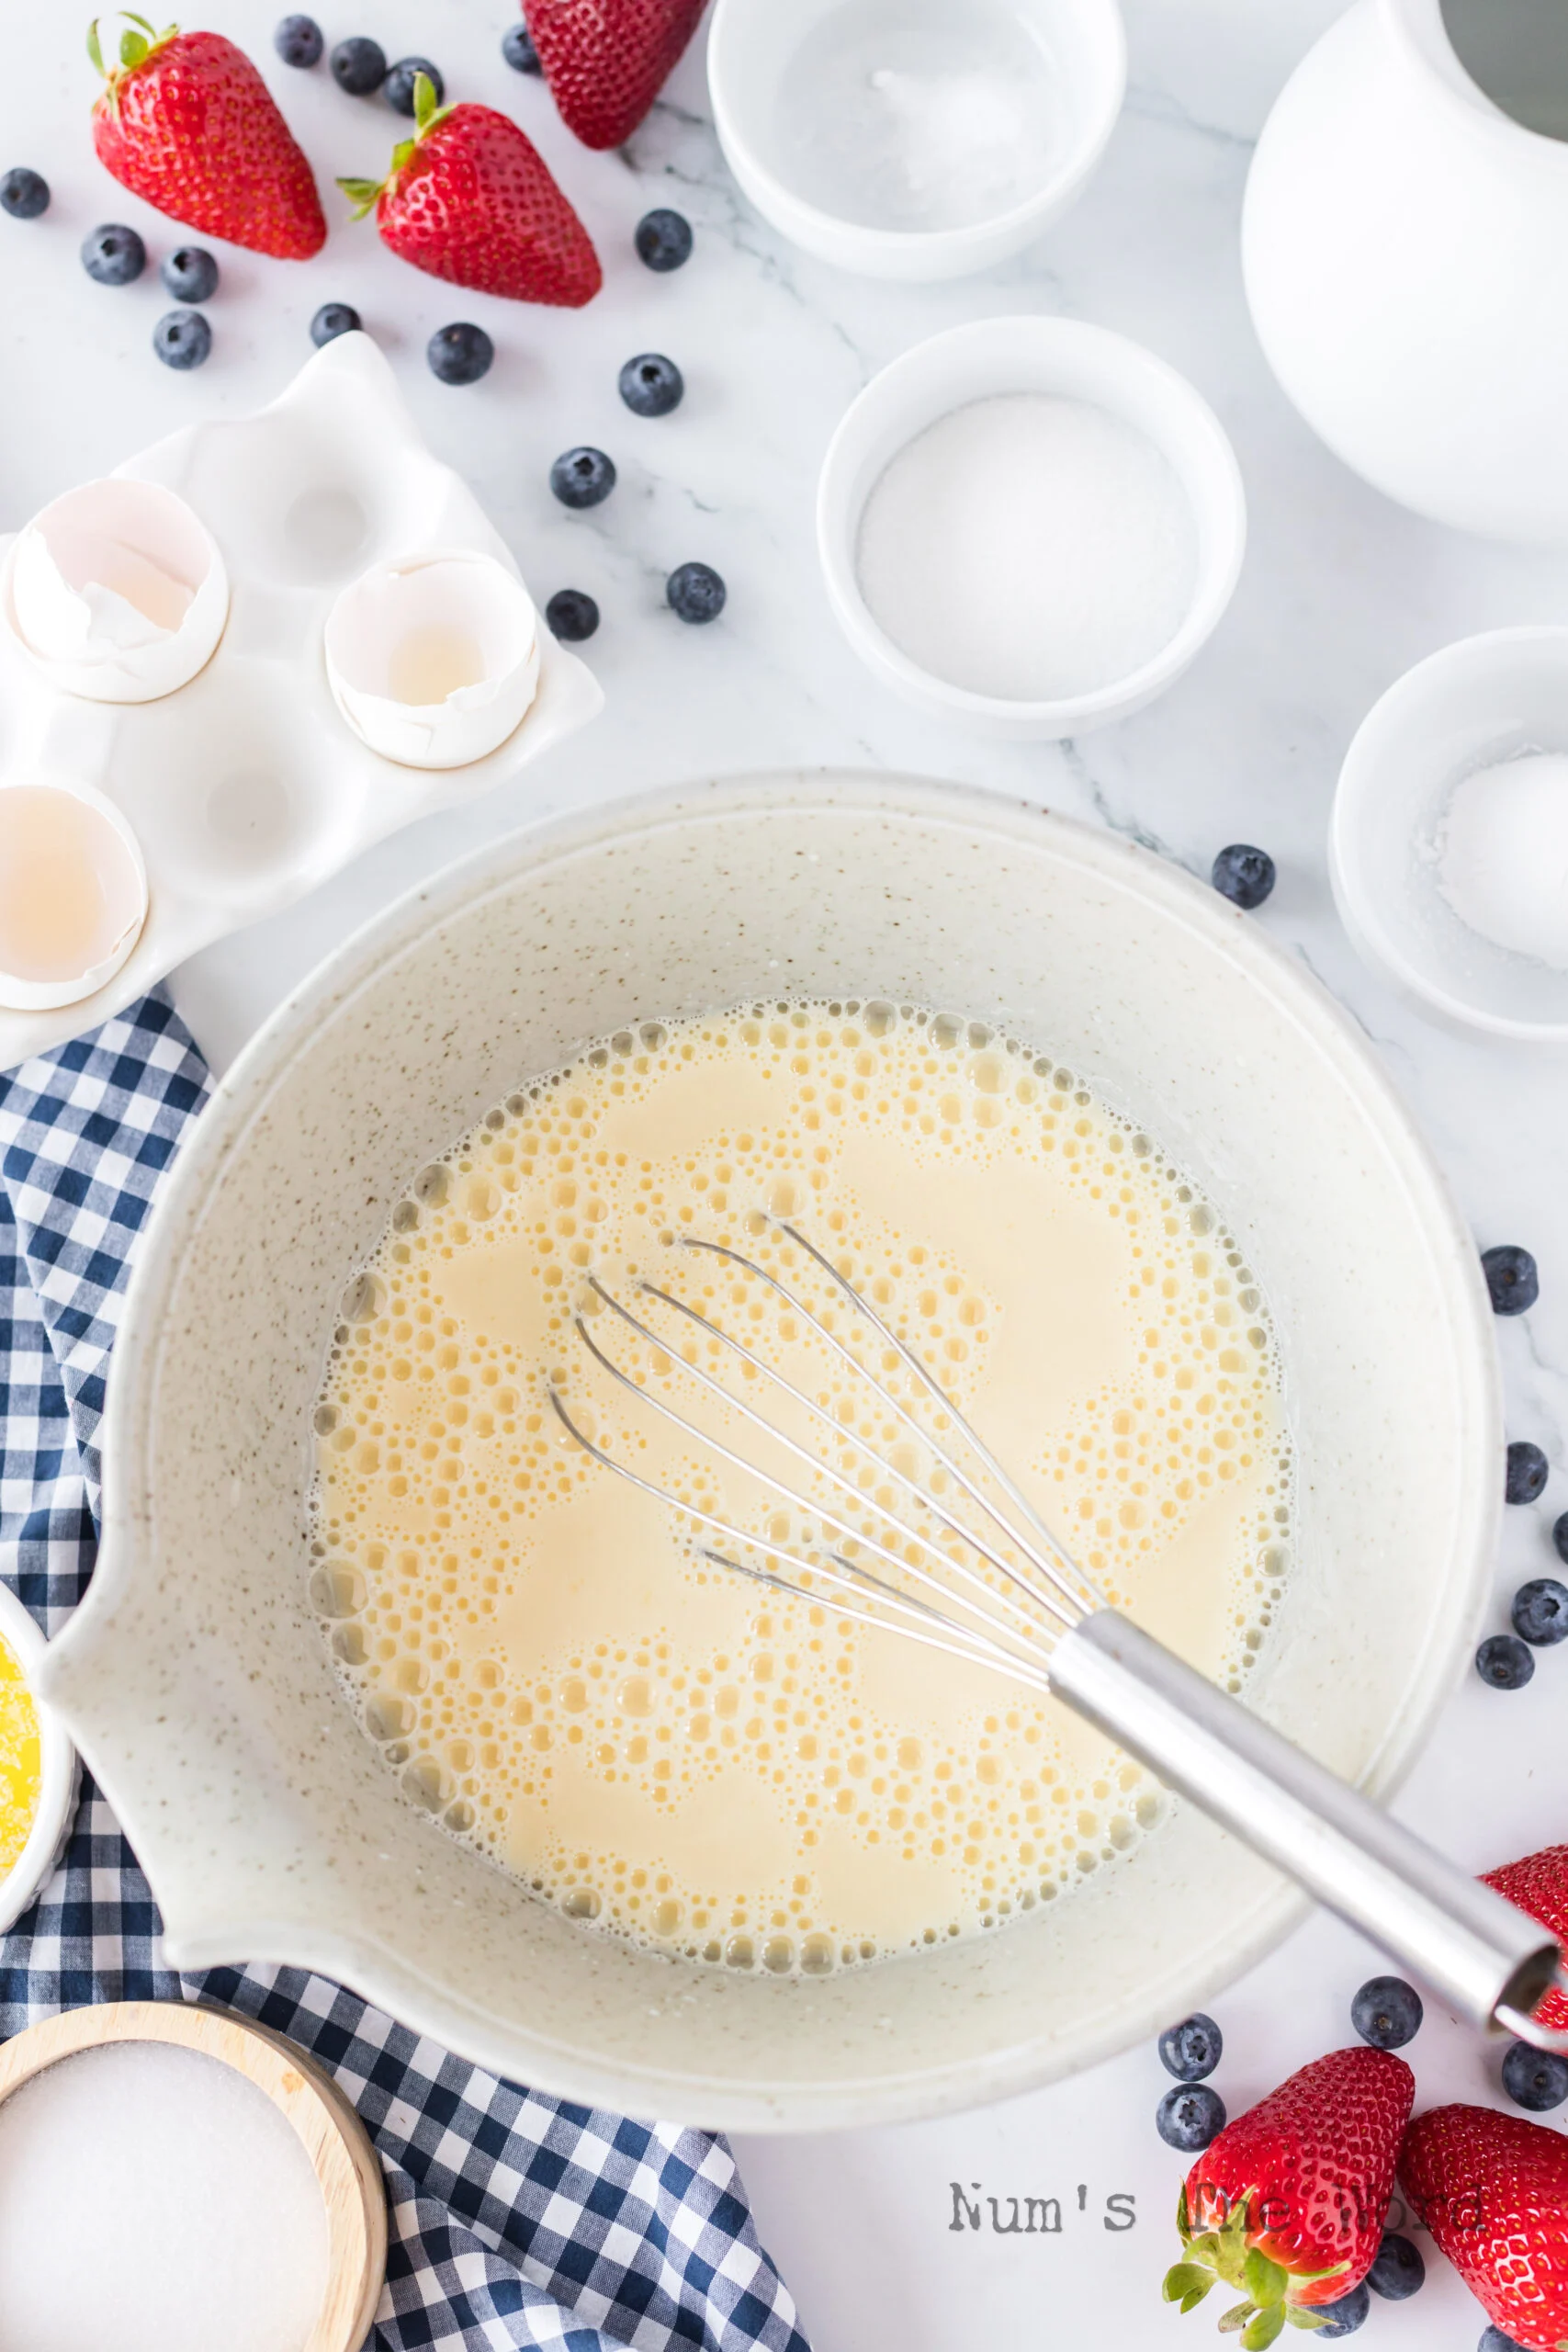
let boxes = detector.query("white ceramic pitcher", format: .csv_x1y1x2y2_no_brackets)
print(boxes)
1243,0,1568,543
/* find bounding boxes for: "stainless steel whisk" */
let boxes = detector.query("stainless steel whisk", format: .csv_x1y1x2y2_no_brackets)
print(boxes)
549,1218,1568,2049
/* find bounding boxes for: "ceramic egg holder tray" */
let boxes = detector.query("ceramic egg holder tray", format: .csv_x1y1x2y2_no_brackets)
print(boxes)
0,332,603,1069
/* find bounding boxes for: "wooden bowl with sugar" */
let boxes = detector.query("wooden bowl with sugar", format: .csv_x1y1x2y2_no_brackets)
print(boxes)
0,1999,386,2352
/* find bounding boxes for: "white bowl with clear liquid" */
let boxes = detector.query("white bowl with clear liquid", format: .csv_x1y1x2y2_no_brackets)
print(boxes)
39,774,1497,2130
708,0,1126,280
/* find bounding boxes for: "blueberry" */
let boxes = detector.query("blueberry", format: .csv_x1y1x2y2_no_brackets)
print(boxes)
1351,1974,1423,2049
667,560,726,624
310,300,361,347
1212,843,1277,910
546,588,600,643
0,167,50,220
502,20,543,72
427,322,493,385
1368,2232,1425,2299
273,13,323,66
1482,2329,1531,2351
1506,1440,1550,1504
153,309,212,370
1502,2038,1568,2111
1156,2084,1225,2153
1554,1512,1568,1567
331,36,387,94
1477,1633,1536,1690
1157,2014,1223,2082
1516,1577,1568,1645
636,206,693,271
619,352,684,418
1315,2283,1370,2337
385,56,443,114
1483,1244,1539,1316
550,447,616,509
161,245,219,302
81,223,146,285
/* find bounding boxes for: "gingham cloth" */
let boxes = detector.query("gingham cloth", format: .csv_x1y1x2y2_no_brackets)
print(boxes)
0,989,810,2352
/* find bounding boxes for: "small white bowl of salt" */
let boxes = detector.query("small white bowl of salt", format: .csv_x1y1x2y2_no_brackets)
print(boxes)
708,0,1125,279
817,314,1247,739
1331,627,1568,1043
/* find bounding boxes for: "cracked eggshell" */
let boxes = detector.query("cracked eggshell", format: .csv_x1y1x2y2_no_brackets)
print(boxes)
4,478,229,704
0,776,148,1012
323,549,540,770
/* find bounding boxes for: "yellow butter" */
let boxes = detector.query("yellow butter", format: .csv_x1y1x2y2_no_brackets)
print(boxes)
0,1634,40,1879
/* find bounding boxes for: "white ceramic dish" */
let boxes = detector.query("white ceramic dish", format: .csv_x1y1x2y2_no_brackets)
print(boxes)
42,774,1497,2131
816,317,1247,740
1243,0,1568,545
0,332,602,1069
0,1583,77,1938
708,0,1125,281
1330,627,1568,1042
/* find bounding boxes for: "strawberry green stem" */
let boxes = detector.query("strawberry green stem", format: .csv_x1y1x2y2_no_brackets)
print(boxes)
1165,2189,1343,2337
337,70,455,221
86,12,177,113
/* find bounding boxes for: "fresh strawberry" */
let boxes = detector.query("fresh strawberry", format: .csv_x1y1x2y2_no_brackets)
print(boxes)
1483,1844,1568,2031
88,14,325,259
340,73,599,307
1164,2048,1415,2346
1401,2103,1568,2351
525,0,706,151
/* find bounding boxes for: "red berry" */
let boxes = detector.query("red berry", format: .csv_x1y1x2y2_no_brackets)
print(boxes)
1482,1845,1568,2032
1164,2049,1414,2334
1401,2103,1568,2350
525,0,706,151
341,80,599,308
89,20,325,259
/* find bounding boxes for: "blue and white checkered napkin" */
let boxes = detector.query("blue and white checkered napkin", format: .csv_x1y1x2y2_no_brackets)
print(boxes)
0,989,810,2352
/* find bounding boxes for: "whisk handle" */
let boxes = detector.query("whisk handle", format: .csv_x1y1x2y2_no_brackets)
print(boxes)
1049,1609,1567,2045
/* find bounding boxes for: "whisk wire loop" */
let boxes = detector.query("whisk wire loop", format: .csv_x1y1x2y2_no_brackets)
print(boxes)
562,1295,1057,1668
609,1267,1075,1644
771,1220,1103,1610
674,1225,1105,1624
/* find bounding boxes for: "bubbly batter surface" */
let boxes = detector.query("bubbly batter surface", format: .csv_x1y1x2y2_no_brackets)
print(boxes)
309,1002,1292,1974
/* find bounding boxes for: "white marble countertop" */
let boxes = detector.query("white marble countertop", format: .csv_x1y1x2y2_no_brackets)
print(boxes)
6,2,1568,2344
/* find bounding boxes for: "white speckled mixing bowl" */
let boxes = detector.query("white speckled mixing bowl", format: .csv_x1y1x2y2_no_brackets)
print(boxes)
42,774,1498,2130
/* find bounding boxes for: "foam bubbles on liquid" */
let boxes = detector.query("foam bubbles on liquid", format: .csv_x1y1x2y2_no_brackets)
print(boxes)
307,1002,1293,1976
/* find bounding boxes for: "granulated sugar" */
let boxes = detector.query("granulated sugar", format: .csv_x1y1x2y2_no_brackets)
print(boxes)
0,2041,331,2352
855,392,1198,703
1438,750,1568,969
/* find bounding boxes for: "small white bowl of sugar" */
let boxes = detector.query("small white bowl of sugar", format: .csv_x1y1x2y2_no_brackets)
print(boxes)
709,0,1125,280
1331,628,1568,1043
817,315,1246,740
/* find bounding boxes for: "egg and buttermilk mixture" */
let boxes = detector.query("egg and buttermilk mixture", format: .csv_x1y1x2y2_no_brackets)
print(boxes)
309,1001,1292,1975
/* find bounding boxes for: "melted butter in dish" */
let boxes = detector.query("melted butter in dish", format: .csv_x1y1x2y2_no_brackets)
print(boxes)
310,1003,1292,1975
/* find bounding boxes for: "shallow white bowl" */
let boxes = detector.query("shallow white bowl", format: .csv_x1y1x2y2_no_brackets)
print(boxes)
0,1583,77,1937
1331,627,1568,1043
817,317,1247,740
708,0,1125,280
42,775,1495,2130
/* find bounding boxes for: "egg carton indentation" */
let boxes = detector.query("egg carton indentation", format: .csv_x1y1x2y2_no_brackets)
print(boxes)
0,332,604,1068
